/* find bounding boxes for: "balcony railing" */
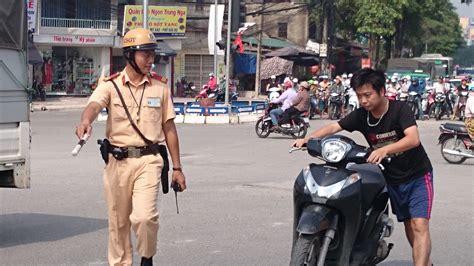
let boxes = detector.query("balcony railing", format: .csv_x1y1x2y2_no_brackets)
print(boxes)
41,18,111,29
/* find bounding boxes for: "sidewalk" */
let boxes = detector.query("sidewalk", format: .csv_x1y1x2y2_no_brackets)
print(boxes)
31,96,267,112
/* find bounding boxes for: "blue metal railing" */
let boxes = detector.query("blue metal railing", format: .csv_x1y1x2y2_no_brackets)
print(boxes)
41,18,111,29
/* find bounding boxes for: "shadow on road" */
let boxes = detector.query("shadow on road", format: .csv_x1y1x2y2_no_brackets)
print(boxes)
0,213,107,248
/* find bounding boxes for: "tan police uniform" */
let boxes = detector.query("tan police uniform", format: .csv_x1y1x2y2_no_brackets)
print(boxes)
88,69,175,266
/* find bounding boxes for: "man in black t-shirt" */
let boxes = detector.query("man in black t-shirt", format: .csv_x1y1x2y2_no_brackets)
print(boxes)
293,68,433,266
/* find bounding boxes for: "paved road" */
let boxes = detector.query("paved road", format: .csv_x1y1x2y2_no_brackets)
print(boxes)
1,110,473,265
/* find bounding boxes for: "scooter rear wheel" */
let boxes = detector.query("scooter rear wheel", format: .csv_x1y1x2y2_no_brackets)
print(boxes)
290,234,321,266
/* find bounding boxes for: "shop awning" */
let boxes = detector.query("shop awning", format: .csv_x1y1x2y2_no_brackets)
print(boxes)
241,36,293,49
155,41,176,56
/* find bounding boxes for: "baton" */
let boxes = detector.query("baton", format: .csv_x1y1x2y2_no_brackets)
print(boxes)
71,134,90,156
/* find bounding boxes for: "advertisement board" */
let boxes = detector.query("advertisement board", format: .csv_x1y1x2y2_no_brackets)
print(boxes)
123,5,187,37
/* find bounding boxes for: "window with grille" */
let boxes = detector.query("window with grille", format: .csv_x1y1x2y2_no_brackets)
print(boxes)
278,23,288,39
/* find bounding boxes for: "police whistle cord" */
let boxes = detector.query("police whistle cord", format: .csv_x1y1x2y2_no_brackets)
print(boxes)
71,134,90,156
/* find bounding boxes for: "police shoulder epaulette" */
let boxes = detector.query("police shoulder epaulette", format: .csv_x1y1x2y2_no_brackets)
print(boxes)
103,72,120,82
150,72,168,84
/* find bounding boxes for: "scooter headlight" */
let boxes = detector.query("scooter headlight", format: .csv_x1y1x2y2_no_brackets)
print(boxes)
303,168,360,199
321,140,351,163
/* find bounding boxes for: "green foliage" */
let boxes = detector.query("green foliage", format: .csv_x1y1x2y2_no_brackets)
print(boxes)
353,0,407,37
307,0,465,60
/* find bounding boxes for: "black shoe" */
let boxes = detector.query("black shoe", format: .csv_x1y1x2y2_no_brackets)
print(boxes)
141,256,153,266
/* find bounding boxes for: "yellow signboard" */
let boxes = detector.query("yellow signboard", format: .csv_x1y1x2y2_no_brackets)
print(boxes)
123,5,187,37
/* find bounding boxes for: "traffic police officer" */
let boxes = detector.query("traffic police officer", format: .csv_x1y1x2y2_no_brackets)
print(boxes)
75,28,187,266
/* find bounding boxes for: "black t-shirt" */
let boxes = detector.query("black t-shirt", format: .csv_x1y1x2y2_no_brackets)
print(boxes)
338,100,432,185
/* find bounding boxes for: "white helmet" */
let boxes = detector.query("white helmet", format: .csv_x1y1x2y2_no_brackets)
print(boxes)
342,73,348,79
209,72,215,77
292,78,298,83
271,75,276,79
348,73,353,78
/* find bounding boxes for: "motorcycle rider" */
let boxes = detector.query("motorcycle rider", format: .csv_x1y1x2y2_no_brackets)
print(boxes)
329,75,345,117
280,81,311,126
207,72,217,91
452,78,470,120
465,85,474,148
266,75,279,91
294,68,434,266
269,80,297,130
408,78,424,119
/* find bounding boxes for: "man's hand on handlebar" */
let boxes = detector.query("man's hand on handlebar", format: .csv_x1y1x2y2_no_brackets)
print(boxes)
292,138,308,148
367,147,388,165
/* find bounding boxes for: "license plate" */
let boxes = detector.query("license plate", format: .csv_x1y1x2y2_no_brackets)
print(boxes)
303,117,309,123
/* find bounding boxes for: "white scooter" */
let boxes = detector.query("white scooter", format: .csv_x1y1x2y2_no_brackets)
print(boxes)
268,87,281,101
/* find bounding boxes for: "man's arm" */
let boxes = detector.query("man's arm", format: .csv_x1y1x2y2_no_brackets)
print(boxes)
163,119,187,190
75,102,102,139
293,123,343,147
367,125,420,164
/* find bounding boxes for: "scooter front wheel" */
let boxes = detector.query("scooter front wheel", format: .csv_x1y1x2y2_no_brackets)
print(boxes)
441,136,468,164
290,234,321,266
255,118,271,138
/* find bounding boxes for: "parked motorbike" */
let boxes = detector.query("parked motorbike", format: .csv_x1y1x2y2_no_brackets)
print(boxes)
421,89,435,118
433,92,450,120
347,88,359,113
289,136,394,265
216,87,239,102
439,123,474,164
455,90,469,121
398,91,408,102
183,82,197,97
255,103,309,139
385,91,397,101
309,95,319,120
328,92,343,120
407,91,421,119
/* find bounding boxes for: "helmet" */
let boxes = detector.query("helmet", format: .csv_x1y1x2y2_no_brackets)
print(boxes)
123,28,158,51
209,72,215,77
271,75,276,79
308,80,314,85
348,73,353,78
122,28,158,74
292,78,298,83
390,77,397,83
284,80,293,88
342,73,348,79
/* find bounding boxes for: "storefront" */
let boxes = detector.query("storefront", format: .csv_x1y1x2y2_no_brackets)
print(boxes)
33,34,114,95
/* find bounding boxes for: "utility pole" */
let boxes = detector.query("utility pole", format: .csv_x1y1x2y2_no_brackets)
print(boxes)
254,1,265,98
213,0,218,82
320,0,328,76
224,0,232,105
143,0,148,29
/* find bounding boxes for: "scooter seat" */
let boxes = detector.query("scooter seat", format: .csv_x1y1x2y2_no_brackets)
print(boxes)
443,123,467,133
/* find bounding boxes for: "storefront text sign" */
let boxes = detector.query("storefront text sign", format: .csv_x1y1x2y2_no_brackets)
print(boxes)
123,6,187,37
34,34,114,46
27,0,37,32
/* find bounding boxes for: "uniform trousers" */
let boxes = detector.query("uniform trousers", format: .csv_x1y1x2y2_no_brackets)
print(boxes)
103,153,163,266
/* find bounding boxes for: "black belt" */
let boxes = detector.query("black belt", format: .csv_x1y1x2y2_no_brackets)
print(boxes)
108,143,160,160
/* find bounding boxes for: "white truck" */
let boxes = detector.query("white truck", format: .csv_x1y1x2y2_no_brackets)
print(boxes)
0,0,30,188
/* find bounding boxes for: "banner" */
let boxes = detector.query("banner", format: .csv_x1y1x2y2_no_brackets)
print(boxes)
208,4,224,55
123,5,187,37
27,0,37,33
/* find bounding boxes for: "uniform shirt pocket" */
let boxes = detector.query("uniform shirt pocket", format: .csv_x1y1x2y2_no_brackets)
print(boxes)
111,99,130,121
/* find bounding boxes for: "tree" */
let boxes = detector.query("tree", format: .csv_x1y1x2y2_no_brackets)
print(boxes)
353,0,407,67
